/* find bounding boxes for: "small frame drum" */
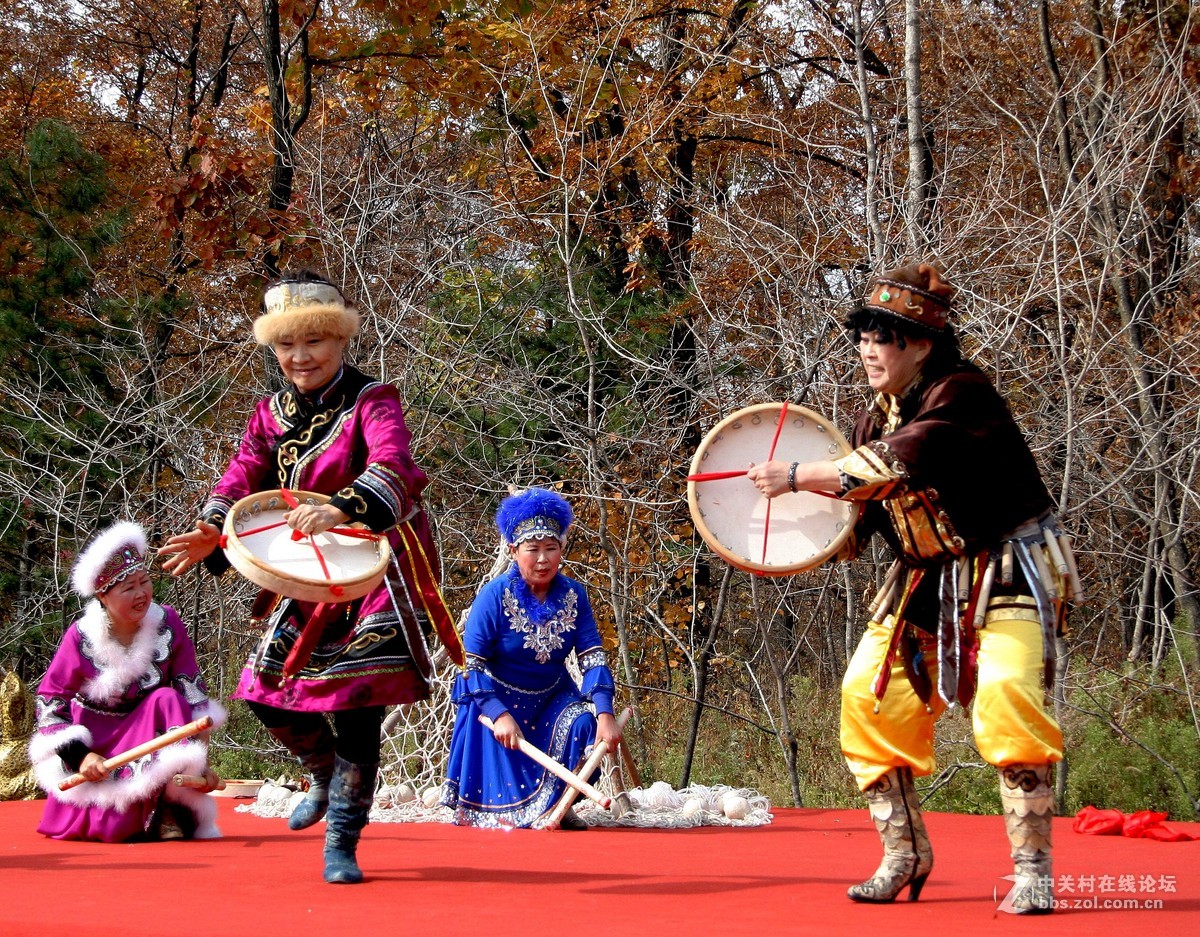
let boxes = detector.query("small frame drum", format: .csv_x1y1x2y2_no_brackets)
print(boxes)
688,403,860,575
222,489,391,603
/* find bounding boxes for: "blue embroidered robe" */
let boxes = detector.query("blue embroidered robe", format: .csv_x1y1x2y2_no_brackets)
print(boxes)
441,566,615,827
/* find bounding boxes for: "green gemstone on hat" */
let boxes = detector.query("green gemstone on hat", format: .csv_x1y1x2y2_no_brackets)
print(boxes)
880,290,891,302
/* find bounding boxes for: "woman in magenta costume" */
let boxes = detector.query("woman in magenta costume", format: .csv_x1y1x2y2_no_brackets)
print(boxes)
30,521,225,842
160,269,457,883
441,487,621,830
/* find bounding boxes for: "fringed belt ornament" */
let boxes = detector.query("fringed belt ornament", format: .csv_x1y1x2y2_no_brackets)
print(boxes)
869,515,1083,709
869,566,926,711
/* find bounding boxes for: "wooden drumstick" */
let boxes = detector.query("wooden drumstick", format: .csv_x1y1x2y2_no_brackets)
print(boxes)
545,707,632,827
1042,527,1069,578
1000,541,1014,585
478,715,612,809
956,557,971,602
172,773,227,790
1028,542,1057,603
59,716,215,791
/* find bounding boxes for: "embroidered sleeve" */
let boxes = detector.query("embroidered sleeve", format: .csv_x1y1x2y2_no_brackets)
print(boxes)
456,585,509,721
327,386,426,533
29,629,94,766
329,463,412,532
834,441,909,501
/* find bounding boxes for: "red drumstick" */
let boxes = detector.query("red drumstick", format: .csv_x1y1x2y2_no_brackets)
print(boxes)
761,401,790,565
687,469,749,483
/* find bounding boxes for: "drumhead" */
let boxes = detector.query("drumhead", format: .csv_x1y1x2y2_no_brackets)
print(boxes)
688,403,859,575
222,490,391,602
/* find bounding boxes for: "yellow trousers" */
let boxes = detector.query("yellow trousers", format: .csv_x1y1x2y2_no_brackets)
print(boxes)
841,598,1063,791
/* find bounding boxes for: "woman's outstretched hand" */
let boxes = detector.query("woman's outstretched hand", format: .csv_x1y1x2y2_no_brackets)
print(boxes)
157,521,221,576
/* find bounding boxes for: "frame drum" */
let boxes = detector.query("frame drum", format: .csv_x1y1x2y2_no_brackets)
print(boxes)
688,403,859,575
222,489,391,602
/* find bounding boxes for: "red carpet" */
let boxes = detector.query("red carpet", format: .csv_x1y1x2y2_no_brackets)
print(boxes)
2,799,1197,936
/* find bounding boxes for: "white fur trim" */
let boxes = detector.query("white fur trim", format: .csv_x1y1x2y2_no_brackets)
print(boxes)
196,699,228,731
35,737,209,811
71,521,148,598
77,603,168,705
164,785,222,839
29,723,92,766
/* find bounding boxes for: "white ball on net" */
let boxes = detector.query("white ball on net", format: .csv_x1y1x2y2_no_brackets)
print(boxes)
682,797,706,818
722,794,750,820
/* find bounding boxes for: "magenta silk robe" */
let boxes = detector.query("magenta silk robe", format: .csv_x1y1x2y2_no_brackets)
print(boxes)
200,364,436,712
30,603,225,842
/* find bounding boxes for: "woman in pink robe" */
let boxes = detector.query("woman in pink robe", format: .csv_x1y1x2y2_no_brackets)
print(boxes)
31,521,224,842
160,269,455,884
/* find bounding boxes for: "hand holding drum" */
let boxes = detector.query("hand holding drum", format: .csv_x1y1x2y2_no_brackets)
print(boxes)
219,489,389,603
688,403,858,575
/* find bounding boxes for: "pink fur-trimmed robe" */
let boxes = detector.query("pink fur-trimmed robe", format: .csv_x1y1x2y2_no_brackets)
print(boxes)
30,603,226,842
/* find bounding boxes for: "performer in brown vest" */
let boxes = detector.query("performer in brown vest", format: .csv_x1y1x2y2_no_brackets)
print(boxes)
749,263,1076,914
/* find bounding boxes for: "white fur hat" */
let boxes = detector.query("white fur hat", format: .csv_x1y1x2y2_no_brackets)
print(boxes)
252,278,360,345
71,521,149,597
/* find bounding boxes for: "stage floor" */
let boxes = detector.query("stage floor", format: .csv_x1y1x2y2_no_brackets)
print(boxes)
2,799,1197,936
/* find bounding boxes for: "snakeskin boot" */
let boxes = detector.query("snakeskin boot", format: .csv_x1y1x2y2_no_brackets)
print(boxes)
847,767,934,902
323,756,379,884
267,720,335,831
999,763,1055,914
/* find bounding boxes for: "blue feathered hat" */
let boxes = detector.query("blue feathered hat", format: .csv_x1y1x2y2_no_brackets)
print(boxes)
496,488,574,546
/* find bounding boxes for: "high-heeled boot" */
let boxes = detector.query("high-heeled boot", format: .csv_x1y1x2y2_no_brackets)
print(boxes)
847,766,933,902
323,756,378,884
266,721,335,831
999,763,1055,914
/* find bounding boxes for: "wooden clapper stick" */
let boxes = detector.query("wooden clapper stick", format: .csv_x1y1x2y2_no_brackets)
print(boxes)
545,706,633,828
477,714,613,810
58,715,214,791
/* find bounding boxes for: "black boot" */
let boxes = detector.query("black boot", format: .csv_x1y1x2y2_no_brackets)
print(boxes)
266,720,335,831
323,756,378,884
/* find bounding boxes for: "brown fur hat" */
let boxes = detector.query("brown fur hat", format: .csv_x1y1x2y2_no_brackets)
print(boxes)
861,263,955,333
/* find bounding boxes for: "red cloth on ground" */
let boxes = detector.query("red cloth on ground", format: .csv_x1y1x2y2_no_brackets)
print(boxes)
1074,805,1200,841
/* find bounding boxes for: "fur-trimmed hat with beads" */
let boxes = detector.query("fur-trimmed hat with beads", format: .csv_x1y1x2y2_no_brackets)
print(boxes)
496,488,574,546
857,262,956,334
71,521,149,598
252,270,361,346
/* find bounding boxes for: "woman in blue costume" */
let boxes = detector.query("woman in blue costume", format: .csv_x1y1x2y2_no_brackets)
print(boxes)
442,488,621,829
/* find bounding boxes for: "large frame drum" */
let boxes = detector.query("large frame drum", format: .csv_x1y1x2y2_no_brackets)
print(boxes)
688,403,859,576
222,489,390,602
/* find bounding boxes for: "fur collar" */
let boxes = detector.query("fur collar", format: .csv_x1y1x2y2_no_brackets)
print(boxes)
75,601,170,704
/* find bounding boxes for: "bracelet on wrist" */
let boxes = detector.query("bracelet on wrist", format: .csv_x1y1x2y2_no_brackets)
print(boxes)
787,461,800,493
